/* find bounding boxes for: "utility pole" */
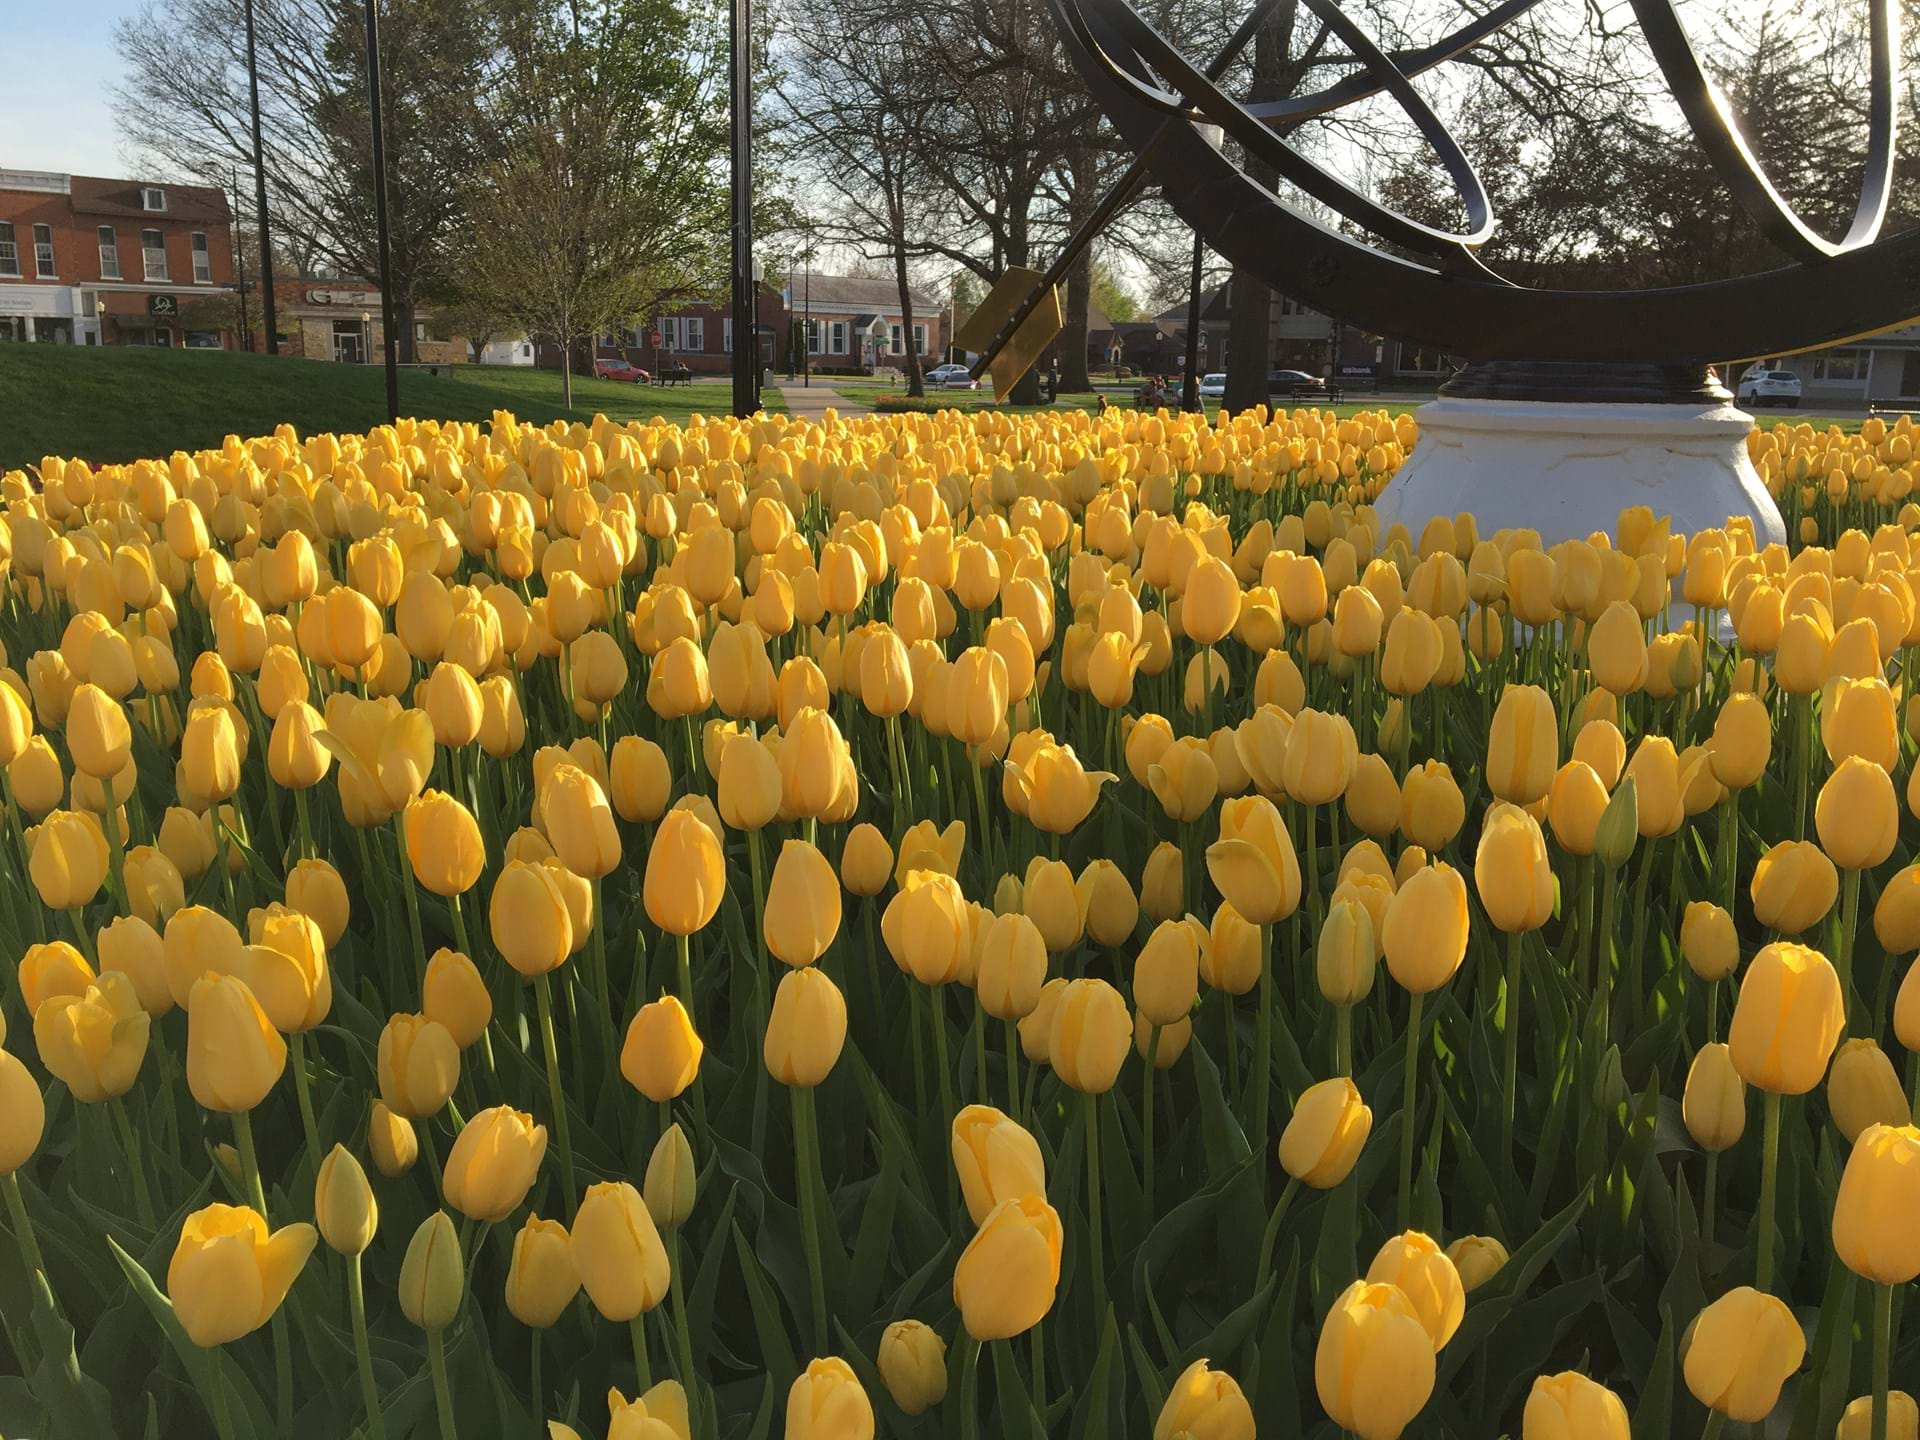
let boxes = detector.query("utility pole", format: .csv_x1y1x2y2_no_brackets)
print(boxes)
230,169,251,353
729,0,757,417
364,0,399,424
243,0,278,354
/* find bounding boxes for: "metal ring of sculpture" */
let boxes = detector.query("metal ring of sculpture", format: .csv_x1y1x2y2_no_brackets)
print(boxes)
1055,0,1919,366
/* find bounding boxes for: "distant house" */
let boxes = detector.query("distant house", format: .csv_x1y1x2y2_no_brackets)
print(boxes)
241,278,467,366
583,283,789,377
0,168,236,347
480,337,535,367
1739,327,1920,405
782,274,946,375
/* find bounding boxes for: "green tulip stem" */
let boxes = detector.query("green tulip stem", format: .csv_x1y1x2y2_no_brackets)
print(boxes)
448,889,475,966
1836,866,1863,1024
885,713,909,845
418,1120,446,1197
1005,1018,1023,1120
1142,1025,1160,1216
1702,1150,1719,1252
629,1313,653,1391
1755,1090,1783,1292
1334,1004,1353,1077
271,1311,293,1440
676,931,695,1012
1871,1280,1893,1440
1700,1411,1726,1440
66,908,96,967
1706,981,1719,1048
529,1329,543,1420
232,1108,269,1217
347,1253,387,1440
929,987,957,1154
1253,1175,1301,1291
747,828,770,1034
1030,1323,1045,1424
791,1084,830,1348
288,1031,322,1165
1252,923,1273,1182
533,974,579,1216
392,817,428,965
957,1334,982,1440
107,1094,156,1228
1,1172,47,1281
1083,1091,1106,1321
1398,991,1426,1231
668,1234,700,1434
99,772,128,909
1500,929,1524,1170
208,1350,240,1440
294,785,316,864
427,1326,458,1440
1716,789,1738,917
590,876,613,1019
1789,691,1812,840
1594,864,1620,1045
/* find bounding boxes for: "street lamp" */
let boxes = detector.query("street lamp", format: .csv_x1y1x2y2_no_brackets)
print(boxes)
360,311,372,365
1182,122,1224,413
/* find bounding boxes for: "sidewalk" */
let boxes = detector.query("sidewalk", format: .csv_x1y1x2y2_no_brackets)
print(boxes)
774,382,871,420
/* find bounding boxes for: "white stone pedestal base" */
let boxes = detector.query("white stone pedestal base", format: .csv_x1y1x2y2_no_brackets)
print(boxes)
1374,397,1787,549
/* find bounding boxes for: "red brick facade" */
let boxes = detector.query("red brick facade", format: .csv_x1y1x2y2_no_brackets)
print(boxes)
0,171,236,347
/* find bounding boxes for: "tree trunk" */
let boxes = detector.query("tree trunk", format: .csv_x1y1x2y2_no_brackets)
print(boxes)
396,299,418,364
1224,2,1295,415
1061,248,1091,395
560,342,573,410
892,234,924,399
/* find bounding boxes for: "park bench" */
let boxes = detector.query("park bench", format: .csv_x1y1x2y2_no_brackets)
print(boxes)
655,365,694,387
1294,382,1344,403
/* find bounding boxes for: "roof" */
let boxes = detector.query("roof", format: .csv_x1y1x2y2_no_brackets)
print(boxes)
797,273,939,313
69,175,231,225
1153,283,1229,328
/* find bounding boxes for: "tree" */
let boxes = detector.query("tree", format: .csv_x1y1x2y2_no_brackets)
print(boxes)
115,0,510,361
451,0,729,408
1090,262,1141,322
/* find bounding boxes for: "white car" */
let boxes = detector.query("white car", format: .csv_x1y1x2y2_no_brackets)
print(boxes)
1198,372,1227,398
1737,368,1802,408
925,363,979,389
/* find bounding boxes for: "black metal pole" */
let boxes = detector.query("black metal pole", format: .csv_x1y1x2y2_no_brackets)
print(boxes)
1182,229,1205,411
364,0,399,424
802,254,811,389
729,0,756,417
243,0,279,355
231,169,251,353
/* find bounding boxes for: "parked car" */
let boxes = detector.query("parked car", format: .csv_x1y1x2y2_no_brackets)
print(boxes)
593,358,648,383
925,363,979,390
1268,368,1326,393
1736,368,1802,408
1198,372,1227,398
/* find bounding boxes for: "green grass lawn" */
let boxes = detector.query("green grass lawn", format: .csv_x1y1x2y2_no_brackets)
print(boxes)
0,345,786,471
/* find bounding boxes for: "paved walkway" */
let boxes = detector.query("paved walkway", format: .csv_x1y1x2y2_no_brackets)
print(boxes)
774,382,871,420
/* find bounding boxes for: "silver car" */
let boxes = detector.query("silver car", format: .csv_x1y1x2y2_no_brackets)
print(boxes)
925,363,979,390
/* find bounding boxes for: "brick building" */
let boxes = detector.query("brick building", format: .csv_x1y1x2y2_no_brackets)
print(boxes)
779,273,945,375
242,277,467,366
584,282,790,377
0,169,236,347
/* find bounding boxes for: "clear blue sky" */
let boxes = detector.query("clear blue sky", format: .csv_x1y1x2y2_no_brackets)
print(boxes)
10,7,145,177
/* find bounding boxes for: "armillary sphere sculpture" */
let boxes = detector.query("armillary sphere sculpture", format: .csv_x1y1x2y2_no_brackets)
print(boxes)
974,0,1913,545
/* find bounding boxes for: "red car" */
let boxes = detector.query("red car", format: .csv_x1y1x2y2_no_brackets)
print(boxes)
593,358,649,383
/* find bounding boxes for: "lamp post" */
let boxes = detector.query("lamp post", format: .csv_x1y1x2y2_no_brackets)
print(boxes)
242,0,279,355
363,0,399,423
360,311,372,365
1182,122,1224,413
729,0,756,417
803,245,813,389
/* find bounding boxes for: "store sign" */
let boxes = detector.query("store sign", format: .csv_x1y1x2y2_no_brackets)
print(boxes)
1337,362,1377,378
0,292,38,315
148,294,179,318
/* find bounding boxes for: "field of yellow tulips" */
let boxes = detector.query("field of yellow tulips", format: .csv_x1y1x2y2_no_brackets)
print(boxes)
0,401,1919,1440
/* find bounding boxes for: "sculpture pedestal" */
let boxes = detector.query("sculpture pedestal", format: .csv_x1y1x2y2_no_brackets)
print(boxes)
1374,397,1786,549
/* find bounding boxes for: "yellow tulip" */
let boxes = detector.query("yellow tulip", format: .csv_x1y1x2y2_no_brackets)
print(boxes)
167,1203,316,1346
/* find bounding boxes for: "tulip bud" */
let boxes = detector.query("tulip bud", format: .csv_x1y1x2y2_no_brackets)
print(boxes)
186,974,287,1113
1487,685,1558,804
621,996,703,1102
1205,902,1262,995
1444,1235,1508,1293
1279,1076,1373,1188
1522,1372,1630,1440
1365,1231,1465,1350
66,683,132,778
1827,1040,1910,1144
505,1214,580,1328
877,1321,948,1417
1317,898,1377,1006
29,809,110,912
287,858,350,948
1154,1359,1255,1440
1682,1042,1746,1152
1816,755,1899,870
644,1122,697,1230
1314,1280,1437,1440
376,1013,460,1119
1046,978,1131,1093
368,1099,418,1177
1681,1287,1804,1422
975,913,1048,1021
1133,918,1200,1027
1750,839,1838,934
1592,775,1639,868
839,823,893,897
0,1049,47,1176
422,949,492,1050
764,967,847,1087
1835,1391,1920,1440
884,870,972,981
1141,840,1184,921
953,1194,1063,1340
314,1144,378,1256
18,940,95,1018
764,839,842,968
490,860,574,977
1382,863,1469,994
1206,796,1301,925
1474,802,1553,933
951,1104,1046,1227
1680,902,1738,982
644,810,726,937
167,1204,317,1346
1728,942,1845,1095
787,1355,875,1440
399,1211,464,1331
443,1105,547,1222
572,1179,670,1320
